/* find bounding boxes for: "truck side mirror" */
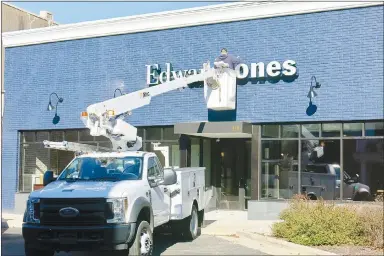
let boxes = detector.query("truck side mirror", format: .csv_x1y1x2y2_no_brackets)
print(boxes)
163,168,177,186
43,170,55,186
148,177,158,188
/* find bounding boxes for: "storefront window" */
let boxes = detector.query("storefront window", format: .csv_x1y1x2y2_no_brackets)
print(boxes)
36,131,49,141
301,139,341,200
261,140,298,199
20,143,49,192
65,130,78,141
51,131,64,142
301,124,320,138
365,121,384,136
203,139,212,187
261,125,279,138
322,123,341,137
190,138,200,167
281,124,299,138
343,139,384,200
79,129,94,142
23,132,35,142
343,123,363,137
163,127,179,140
137,128,144,139
145,127,162,141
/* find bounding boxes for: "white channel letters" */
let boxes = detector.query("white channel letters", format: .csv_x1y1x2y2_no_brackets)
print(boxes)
146,60,297,85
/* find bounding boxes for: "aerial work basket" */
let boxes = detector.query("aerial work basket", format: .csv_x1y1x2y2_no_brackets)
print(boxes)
204,61,237,111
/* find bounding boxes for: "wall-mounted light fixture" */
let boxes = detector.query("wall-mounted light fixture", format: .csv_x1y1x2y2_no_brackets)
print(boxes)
47,92,64,111
114,88,124,98
47,92,64,124
307,76,321,99
306,76,322,116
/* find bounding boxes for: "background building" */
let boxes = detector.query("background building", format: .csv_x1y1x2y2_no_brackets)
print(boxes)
1,4,58,198
2,2,383,215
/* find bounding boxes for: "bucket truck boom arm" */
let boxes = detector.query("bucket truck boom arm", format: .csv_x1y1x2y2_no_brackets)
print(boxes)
81,62,224,151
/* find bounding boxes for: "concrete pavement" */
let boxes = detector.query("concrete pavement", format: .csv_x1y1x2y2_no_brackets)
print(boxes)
1,228,266,256
2,210,337,255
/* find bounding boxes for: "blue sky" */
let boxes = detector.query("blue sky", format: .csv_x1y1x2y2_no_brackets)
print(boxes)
6,1,229,24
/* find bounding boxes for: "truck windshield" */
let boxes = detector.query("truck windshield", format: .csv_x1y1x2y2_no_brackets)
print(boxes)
58,156,143,181
333,166,351,180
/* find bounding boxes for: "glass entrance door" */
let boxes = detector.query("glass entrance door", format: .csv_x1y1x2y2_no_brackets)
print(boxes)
214,139,250,209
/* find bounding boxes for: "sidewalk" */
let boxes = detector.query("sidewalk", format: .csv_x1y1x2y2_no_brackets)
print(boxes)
202,210,337,255
2,213,23,229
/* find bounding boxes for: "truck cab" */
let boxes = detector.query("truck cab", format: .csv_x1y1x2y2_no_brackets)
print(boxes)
304,163,371,201
22,151,205,256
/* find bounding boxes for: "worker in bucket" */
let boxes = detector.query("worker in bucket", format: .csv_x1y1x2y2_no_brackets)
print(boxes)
214,48,242,70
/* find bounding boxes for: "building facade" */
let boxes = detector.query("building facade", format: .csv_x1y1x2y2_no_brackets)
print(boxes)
2,2,383,214
2,2,58,115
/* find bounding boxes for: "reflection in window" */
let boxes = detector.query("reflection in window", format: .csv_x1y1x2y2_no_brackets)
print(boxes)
261,125,279,138
301,140,341,200
261,140,298,199
301,124,320,138
262,140,298,160
365,122,384,136
343,123,362,137
281,125,299,138
343,139,384,196
322,123,341,137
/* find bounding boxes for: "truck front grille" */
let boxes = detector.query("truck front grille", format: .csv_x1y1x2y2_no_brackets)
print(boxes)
39,198,107,226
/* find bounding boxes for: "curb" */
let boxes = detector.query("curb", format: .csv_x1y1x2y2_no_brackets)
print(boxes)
236,231,337,255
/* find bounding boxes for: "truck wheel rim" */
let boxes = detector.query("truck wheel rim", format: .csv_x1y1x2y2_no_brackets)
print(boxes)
140,228,152,255
190,209,198,236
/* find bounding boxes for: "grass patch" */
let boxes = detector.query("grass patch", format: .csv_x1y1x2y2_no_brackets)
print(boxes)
272,195,383,249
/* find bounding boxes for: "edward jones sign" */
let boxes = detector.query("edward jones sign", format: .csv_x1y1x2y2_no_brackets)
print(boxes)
146,60,297,85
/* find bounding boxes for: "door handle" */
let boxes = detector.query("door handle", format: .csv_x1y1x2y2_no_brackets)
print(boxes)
164,187,168,193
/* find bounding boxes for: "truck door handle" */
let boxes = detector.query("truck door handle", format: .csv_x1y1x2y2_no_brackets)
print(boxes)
164,187,168,193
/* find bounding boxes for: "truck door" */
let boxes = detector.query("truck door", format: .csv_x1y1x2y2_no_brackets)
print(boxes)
147,157,165,226
147,157,169,226
154,157,171,223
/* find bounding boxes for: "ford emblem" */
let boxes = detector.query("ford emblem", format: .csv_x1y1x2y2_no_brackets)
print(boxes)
59,207,79,218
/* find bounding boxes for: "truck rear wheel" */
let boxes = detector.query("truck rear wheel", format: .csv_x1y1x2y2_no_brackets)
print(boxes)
24,243,54,256
183,205,199,240
129,220,153,256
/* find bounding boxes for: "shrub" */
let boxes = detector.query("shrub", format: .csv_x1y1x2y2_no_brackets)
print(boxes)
358,206,383,249
272,198,383,248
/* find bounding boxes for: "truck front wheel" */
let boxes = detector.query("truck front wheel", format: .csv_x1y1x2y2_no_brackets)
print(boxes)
129,220,153,256
183,205,199,240
24,243,54,256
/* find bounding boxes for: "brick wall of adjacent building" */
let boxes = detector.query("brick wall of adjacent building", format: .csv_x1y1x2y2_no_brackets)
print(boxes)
2,6,383,209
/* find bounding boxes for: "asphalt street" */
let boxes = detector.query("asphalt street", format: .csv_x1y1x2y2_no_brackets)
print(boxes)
2,228,267,256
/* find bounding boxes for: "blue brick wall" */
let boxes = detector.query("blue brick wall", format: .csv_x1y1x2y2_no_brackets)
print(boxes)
3,6,383,209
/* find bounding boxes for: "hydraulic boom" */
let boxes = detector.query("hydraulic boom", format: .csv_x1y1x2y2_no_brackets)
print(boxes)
80,61,229,151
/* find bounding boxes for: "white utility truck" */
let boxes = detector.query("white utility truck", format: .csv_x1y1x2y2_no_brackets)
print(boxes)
22,61,237,256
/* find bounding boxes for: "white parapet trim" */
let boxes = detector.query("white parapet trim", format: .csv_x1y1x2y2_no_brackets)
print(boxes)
2,1,383,48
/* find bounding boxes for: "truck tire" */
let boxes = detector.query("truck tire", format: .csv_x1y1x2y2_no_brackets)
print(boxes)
183,205,199,241
24,243,54,256
129,220,153,256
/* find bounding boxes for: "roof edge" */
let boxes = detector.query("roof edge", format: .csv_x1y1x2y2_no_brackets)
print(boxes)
2,1,382,48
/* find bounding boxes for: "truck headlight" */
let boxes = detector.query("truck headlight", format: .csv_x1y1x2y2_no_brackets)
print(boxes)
106,198,128,224
25,198,40,224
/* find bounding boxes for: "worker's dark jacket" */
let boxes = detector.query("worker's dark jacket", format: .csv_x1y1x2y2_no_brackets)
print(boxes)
215,53,242,70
